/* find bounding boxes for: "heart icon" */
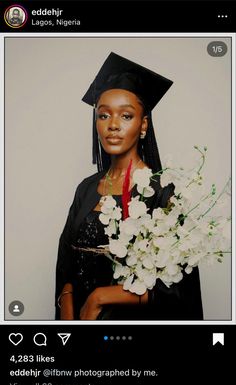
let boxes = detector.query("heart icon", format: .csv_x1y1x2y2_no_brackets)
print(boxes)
9,333,23,346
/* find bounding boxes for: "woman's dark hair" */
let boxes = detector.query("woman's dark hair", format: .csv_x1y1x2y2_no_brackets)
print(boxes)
92,98,162,174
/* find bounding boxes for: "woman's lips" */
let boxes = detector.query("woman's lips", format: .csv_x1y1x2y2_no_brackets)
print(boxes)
106,136,123,144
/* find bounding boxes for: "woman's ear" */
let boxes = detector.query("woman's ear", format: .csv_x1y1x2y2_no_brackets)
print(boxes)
140,115,148,139
142,115,148,131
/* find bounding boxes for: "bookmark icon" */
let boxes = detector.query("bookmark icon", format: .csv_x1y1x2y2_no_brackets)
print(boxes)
212,333,224,346
57,333,71,346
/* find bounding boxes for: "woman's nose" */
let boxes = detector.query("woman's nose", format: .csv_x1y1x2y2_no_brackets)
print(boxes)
108,116,120,131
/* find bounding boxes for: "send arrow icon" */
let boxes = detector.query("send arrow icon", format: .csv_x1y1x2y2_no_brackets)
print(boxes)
57,333,71,346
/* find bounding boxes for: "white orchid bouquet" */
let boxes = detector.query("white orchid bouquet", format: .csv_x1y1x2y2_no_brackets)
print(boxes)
98,146,231,295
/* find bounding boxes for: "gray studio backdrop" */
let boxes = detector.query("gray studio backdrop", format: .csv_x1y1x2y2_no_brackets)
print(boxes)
5,37,231,320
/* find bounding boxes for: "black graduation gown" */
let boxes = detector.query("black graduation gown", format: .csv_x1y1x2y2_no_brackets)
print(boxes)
55,170,203,320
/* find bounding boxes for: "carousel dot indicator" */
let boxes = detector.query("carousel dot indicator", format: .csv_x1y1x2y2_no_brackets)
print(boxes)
104,335,109,341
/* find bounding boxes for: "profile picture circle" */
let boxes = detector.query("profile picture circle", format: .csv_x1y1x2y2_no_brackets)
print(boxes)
4,5,28,28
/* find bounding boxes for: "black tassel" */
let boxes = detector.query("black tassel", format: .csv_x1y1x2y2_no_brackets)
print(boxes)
92,107,98,165
143,112,162,173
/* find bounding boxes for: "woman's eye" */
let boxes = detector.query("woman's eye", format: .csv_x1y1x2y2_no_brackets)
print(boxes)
98,112,110,120
122,114,133,120
98,113,110,120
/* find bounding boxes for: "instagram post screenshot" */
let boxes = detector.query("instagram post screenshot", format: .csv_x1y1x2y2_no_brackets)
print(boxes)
0,0,235,383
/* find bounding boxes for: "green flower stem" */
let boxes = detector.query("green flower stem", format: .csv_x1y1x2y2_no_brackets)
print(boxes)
213,251,231,254
185,198,207,217
140,188,145,201
173,191,212,228
151,167,169,178
199,250,231,259
114,219,119,238
199,178,231,219
195,146,207,175
171,212,231,250
104,252,120,265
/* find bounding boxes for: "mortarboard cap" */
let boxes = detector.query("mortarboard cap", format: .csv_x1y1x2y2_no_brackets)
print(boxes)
82,52,173,111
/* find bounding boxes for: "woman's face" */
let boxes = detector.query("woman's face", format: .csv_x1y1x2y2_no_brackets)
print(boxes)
96,89,147,157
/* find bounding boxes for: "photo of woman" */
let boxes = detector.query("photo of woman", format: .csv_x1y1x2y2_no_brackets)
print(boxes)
55,52,203,320
5,37,231,321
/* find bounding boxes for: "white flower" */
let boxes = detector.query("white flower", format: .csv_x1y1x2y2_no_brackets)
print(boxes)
152,225,163,237
173,179,186,195
133,238,143,253
142,256,154,269
98,146,231,295
138,239,149,252
153,236,173,250
109,239,127,258
172,271,183,283
154,250,169,268
120,217,139,236
118,231,133,245
152,207,166,221
100,195,116,214
177,226,189,239
143,271,156,288
178,240,192,252
123,274,134,290
166,263,179,276
126,254,138,266
169,197,185,215
133,168,152,188
158,271,173,286
185,266,193,274
188,253,204,266
139,216,154,233
137,185,155,197
169,195,179,206
104,219,117,237
111,206,122,221
129,279,147,295
99,213,111,225
160,171,173,188
99,196,118,224
165,212,177,228
113,263,130,279
171,250,184,264
138,214,152,229
128,198,147,219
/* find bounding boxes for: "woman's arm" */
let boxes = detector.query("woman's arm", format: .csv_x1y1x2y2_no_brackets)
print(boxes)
55,181,85,319
59,283,74,320
80,285,148,320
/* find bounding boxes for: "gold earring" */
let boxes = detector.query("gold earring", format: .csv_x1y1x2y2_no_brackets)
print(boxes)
140,131,146,139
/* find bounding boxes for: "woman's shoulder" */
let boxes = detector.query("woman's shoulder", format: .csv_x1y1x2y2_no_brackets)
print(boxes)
74,170,106,196
80,170,106,185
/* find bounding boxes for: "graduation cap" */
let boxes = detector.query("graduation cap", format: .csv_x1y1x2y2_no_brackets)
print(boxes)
82,52,173,111
82,52,173,171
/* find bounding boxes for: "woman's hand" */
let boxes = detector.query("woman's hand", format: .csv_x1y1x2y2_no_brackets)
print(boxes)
79,288,103,320
80,285,148,320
